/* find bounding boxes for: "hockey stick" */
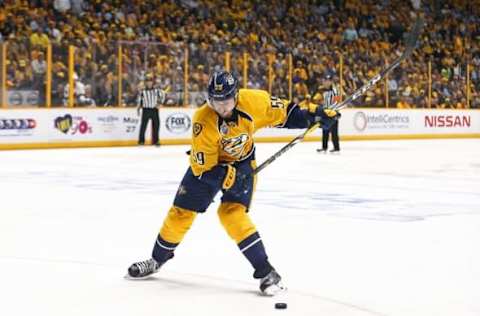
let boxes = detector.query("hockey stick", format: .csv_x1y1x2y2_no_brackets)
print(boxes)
331,16,423,111
253,17,423,176
254,122,320,175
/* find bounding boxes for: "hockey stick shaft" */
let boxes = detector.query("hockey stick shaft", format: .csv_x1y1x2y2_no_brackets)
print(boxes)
332,17,423,111
254,17,423,175
254,122,320,175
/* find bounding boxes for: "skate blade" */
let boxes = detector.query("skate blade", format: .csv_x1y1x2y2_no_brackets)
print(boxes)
124,273,156,280
261,283,287,296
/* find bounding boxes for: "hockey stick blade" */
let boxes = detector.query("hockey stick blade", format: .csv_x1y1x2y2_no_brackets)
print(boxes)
332,16,423,111
253,17,423,175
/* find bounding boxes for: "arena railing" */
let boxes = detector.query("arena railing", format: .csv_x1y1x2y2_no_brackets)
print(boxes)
0,40,477,109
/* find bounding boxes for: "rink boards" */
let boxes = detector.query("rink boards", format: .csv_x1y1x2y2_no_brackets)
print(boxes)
0,108,479,149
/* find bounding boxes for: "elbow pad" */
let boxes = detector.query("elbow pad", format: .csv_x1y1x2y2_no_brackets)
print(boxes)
282,103,313,129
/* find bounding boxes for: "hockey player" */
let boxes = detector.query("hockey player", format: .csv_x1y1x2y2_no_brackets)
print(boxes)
126,71,339,295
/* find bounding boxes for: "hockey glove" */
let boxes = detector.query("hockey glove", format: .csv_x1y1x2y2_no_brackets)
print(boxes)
313,106,341,130
222,165,252,196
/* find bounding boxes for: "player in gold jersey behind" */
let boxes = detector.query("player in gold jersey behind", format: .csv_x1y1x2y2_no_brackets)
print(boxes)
126,71,339,295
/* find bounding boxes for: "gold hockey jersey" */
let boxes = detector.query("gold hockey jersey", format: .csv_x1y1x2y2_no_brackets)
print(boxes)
190,89,291,176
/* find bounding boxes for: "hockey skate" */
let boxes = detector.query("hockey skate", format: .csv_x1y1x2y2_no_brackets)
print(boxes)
125,258,162,280
259,269,286,296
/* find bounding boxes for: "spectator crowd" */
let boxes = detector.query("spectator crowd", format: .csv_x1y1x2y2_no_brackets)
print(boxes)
0,0,479,108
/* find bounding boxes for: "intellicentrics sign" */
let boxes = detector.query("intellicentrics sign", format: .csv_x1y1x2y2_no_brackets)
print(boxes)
353,111,410,132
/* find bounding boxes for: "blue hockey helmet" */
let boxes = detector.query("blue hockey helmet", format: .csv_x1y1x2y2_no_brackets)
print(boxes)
207,71,239,105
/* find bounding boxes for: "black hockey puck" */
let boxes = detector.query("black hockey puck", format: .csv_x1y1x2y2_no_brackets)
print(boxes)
275,302,287,309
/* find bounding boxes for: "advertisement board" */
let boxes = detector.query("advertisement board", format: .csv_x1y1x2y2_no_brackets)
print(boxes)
1,108,479,149
7,90,40,107
339,109,478,136
0,109,140,145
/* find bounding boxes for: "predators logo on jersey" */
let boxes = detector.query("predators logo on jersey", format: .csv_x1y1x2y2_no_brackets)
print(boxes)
190,89,291,177
220,134,250,159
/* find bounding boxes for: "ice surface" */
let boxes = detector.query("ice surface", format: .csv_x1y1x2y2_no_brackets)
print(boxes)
1,139,479,316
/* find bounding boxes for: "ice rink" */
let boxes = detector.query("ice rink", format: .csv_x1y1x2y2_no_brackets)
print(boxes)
1,139,479,316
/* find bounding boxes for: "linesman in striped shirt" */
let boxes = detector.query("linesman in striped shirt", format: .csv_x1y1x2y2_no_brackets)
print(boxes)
317,78,341,153
136,74,166,146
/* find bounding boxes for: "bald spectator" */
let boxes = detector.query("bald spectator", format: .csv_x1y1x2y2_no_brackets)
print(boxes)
54,0,71,13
